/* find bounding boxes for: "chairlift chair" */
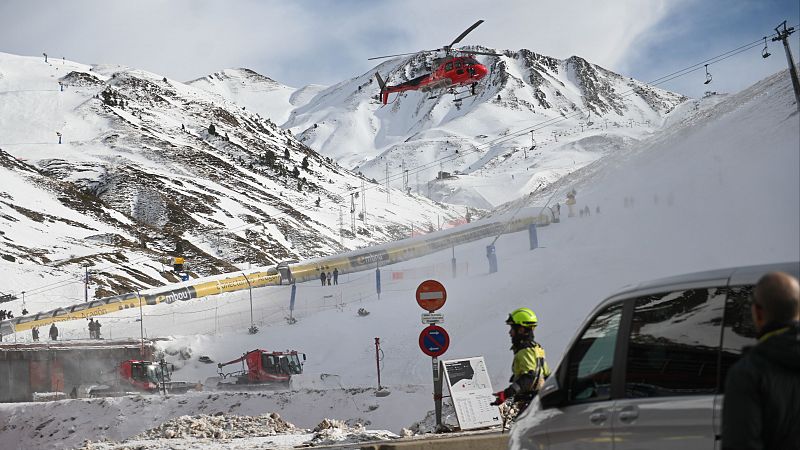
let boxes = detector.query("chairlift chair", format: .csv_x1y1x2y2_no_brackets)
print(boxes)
762,37,771,58
703,64,712,85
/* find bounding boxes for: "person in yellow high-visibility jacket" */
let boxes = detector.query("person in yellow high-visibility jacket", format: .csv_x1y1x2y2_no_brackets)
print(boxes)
491,307,550,413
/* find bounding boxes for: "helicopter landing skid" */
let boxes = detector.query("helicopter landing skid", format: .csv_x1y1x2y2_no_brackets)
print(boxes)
453,92,476,103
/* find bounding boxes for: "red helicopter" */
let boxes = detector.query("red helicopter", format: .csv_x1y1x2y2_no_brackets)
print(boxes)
370,20,499,105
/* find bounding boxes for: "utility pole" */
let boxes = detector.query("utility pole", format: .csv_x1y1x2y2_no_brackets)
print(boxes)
84,265,90,303
242,272,257,334
772,21,800,112
385,163,390,203
338,206,344,247
350,193,356,233
402,160,408,193
361,180,367,224
136,289,145,357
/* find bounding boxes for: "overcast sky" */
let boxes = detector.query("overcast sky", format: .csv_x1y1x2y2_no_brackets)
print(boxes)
0,0,797,98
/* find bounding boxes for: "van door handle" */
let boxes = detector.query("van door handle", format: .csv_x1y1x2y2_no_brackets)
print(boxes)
618,405,639,423
589,409,608,425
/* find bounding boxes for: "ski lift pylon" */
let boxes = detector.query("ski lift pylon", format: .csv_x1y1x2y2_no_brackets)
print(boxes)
703,64,712,85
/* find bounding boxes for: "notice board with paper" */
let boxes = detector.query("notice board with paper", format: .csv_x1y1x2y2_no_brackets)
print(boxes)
442,356,502,430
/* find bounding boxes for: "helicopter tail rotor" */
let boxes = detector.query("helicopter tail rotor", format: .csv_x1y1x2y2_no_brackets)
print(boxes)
374,72,386,91
375,72,390,104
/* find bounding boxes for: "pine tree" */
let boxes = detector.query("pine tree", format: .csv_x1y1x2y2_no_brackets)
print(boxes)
301,156,309,169
284,148,290,159
263,150,276,167
208,123,216,135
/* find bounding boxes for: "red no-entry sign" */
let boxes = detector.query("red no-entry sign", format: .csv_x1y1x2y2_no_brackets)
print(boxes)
419,325,450,357
416,279,447,312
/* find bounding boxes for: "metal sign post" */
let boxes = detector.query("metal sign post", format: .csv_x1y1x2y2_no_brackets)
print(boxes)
433,356,443,429
416,280,449,431
289,284,297,323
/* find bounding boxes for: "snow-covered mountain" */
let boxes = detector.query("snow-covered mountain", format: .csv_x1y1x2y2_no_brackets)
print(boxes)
0,44,693,303
182,49,689,210
271,48,688,207
0,65,796,450
0,52,461,301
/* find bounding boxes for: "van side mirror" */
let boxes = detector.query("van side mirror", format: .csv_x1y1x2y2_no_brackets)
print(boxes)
302,353,306,361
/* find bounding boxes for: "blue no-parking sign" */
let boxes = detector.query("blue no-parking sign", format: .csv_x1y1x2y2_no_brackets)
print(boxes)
419,325,450,357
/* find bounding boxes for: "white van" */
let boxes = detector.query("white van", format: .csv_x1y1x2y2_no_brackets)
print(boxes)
510,261,800,450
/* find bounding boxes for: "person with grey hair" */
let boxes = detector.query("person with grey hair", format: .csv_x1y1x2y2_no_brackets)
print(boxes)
722,271,800,450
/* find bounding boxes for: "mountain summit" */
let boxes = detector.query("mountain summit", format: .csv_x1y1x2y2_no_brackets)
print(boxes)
276,48,687,207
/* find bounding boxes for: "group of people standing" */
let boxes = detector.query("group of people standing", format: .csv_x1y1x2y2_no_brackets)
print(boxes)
319,268,339,286
28,324,56,341
29,319,102,341
88,318,102,339
28,324,57,341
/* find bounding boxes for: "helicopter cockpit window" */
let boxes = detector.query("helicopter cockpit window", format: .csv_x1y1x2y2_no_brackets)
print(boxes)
455,61,462,68
445,62,453,71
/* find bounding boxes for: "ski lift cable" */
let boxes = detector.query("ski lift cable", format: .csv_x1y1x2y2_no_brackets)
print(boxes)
641,28,787,87
12,26,791,300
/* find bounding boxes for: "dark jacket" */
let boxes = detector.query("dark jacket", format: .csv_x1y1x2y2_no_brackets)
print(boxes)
722,322,800,450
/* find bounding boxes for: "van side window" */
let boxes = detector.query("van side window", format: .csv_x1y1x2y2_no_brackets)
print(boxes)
565,302,623,403
624,288,725,398
719,285,757,390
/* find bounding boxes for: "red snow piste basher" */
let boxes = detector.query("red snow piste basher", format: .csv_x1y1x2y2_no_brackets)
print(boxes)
89,359,197,397
207,349,306,389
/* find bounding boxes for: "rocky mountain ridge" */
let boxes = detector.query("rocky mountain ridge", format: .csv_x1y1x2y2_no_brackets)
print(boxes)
0,52,460,302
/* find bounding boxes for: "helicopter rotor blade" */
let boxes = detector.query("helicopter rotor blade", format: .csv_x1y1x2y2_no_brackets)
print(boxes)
449,20,484,49
368,49,438,61
368,51,418,61
458,50,502,56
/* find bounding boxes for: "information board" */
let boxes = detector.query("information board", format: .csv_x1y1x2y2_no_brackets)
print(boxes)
441,356,502,430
